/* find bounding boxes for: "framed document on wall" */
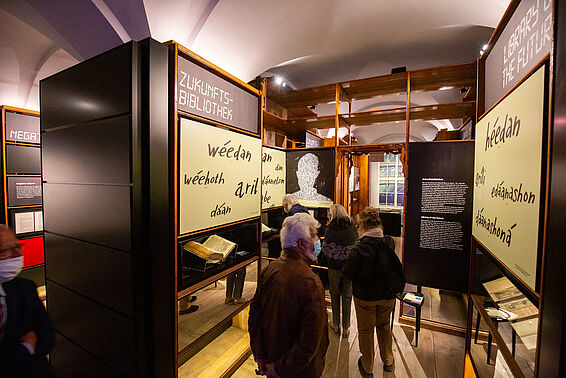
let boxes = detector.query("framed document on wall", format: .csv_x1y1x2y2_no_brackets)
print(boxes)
473,64,547,292
178,118,261,235
286,148,334,208
7,176,42,207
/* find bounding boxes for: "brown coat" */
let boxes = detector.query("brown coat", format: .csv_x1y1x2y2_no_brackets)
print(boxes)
249,249,329,377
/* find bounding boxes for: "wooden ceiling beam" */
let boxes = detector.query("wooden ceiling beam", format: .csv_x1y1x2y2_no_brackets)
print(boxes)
274,62,476,108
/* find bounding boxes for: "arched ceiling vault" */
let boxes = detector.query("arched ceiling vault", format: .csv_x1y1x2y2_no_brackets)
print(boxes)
0,0,510,117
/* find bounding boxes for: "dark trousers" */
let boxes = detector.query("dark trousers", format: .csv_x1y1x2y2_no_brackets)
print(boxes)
226,267,246,298
328,268,352,329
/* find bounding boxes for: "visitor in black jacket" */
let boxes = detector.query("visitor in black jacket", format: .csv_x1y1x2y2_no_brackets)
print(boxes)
282,194,309,216
343,207,403,376
321,204,358,338
0,225,55,378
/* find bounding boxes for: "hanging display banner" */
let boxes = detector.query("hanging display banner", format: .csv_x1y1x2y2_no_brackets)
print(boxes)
484,0,552,110
262,147,286,210
5,111,40,143
473,65,546,292
177,56,259,134
404,141,474,293
179,118,261,235
286,149,334,208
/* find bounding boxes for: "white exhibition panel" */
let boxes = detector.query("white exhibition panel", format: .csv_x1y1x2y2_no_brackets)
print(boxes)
473,65,545,291
261,147,286,210
179,118,261,234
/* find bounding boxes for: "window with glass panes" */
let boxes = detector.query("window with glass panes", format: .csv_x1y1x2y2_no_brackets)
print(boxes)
377,153,404,207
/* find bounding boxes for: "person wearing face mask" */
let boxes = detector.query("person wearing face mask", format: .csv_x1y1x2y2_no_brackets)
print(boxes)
249,213,329,378
0,225,55,377
281,194,309,217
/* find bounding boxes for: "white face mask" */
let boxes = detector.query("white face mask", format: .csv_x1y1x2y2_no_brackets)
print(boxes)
0,256,23,283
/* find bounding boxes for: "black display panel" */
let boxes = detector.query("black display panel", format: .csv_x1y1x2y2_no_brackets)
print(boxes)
45,233,133,317
5,111,40,143
286,148,335,207
42,115,131,184
7,176,42,206
40,43,132,130
6,145,41,174
404,141,474,293
47,282,134,375
177,55,259,134
43,183,131,252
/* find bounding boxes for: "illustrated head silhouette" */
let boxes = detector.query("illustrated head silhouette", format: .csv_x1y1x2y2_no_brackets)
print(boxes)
292,153,331,202
296,153,319,190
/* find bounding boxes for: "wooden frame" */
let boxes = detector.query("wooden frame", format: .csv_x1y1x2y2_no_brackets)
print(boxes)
167,41,264,377
0,106,44,274
468,0,558,375
263,62,478,334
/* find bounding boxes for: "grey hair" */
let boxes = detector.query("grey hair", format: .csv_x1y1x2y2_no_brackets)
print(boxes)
329,204,349,221
280,213,319,249
282,193,299,208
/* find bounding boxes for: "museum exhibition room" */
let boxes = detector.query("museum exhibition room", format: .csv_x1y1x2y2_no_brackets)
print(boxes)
0,0,565,377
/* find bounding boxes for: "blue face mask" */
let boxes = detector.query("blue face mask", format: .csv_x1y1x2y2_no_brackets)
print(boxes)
313,240,322,257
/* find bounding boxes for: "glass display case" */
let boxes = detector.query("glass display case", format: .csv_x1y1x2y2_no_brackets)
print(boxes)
178,260,259,375
468,243,538,377
178,219,260,291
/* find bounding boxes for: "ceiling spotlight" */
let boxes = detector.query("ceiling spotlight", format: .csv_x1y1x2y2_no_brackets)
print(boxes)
282,82,286,87
275,76,283,85
483,44,488,50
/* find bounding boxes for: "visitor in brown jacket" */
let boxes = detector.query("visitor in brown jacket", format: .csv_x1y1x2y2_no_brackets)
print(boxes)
249,213,329,378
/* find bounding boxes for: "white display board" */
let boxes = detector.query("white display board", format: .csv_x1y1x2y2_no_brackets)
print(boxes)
262,147,286,209
473,65,545,291
179,118,261,234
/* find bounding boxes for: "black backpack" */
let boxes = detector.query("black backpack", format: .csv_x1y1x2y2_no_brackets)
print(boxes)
376,236,406,295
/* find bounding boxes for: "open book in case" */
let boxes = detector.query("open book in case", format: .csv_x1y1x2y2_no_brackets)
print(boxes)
178,218,260,290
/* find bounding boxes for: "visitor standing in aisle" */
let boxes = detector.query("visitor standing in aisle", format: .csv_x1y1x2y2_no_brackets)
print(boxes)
282,194,309,216
0,225,55,378
249,213,329,378
321,204,358,338
343,207,405,376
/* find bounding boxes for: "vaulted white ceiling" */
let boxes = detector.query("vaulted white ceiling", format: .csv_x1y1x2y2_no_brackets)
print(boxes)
0,0,510,116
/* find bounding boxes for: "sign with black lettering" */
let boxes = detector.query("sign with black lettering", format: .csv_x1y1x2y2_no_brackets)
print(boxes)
404,141,474,293
7,176,42,207
484,0,552,110
262,147,286,209
179,118,261,234
473,65,545,292
5,111,40,143
177,56,259,134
